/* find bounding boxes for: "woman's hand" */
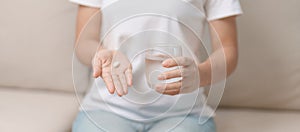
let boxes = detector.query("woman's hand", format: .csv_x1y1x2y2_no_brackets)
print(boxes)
92,49,132,96
156,57,199,95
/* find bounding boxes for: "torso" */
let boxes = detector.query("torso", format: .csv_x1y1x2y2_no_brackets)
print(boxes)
81,0,214,122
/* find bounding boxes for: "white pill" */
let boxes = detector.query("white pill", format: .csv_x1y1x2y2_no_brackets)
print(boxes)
113,61,120,68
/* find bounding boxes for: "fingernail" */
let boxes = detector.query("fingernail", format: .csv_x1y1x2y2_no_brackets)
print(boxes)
108,88,114,94
108,85,115,93
129,80,133,86
155,85,163,91
124,88,128,94
162,60,168,67
157,74,164,80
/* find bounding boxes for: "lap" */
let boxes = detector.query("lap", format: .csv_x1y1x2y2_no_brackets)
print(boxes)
148,115,216,132
72,110,135,132
72,110,216,132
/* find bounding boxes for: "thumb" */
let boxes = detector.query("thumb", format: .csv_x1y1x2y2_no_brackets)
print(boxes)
92,57,102,78
162,57,192,67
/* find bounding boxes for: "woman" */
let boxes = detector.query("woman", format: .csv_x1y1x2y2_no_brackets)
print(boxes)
71,0,242,131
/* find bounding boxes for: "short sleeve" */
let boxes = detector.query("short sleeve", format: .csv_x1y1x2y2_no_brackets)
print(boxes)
69,0,102,8
205,0,243,21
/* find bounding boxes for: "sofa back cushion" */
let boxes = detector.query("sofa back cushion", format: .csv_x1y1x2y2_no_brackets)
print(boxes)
220,0,300,110
0,0,90,93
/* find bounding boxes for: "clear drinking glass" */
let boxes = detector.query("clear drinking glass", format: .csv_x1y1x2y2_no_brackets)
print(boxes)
145,45,182,89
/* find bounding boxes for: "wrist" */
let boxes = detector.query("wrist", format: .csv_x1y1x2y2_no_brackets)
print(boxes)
198,61,211,87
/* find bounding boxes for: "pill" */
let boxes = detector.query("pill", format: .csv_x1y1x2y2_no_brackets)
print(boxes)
113,61,120,68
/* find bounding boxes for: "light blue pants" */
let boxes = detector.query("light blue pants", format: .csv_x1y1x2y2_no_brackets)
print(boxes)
72,110,216,132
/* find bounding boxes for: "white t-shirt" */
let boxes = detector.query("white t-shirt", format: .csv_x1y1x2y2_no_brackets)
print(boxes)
70,0,242,122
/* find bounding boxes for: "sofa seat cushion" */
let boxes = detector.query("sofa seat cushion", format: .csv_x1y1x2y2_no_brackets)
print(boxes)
0,88,82,132
215,108,300,132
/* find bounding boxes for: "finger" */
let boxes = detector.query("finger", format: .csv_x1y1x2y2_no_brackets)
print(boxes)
157,88,180,96
112,74,124,96
158,68,182,80
162,57,193,68
102,73,115,94
118,74,128,94
155,81,182,91
92,57,102,78
125,68,133,86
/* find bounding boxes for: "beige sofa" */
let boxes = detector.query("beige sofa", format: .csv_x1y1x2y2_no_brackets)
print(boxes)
1,0,299,132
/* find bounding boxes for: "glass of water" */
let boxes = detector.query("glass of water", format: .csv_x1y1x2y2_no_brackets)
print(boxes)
145,45,182,89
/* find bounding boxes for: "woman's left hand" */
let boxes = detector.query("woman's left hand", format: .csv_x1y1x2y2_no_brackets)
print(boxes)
156,57,200,95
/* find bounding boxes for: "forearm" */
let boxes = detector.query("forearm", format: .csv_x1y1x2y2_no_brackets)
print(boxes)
199,16,238,87
198,46,238,87
76,40,99,66
75,5,101,66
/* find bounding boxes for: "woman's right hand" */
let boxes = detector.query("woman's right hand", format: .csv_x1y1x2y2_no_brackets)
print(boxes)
92,49,132,96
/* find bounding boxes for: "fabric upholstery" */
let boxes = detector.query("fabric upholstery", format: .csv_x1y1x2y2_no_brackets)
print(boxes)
0,0,90,93
219,0,300,110
215,108,300,132
0,87,82,132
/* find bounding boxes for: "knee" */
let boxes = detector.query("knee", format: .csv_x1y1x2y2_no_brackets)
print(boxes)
72,113,106,132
